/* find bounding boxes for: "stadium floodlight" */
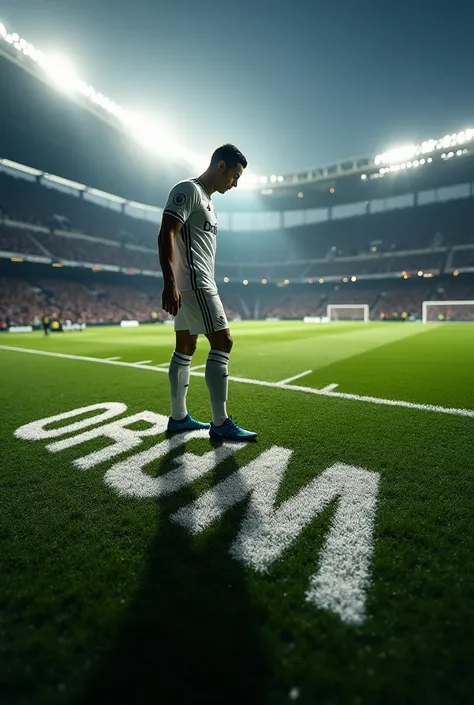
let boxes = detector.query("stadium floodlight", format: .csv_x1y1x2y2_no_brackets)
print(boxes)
327,304,370,323
43,55,80,93
422,300,474,324
1,21,249,177
375,128,474,169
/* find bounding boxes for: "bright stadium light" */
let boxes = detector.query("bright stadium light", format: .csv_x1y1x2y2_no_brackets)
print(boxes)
43,55,79,93
270,175,277,183
0,21,248,176
375,128,474,170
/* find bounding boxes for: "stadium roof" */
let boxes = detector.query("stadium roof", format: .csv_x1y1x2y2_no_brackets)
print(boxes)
1,20,473,200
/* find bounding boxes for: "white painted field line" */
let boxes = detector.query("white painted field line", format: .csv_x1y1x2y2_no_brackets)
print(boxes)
104,356,121,361
320,383,339,392
155,362,170,367
1,345,473,420
190,364,206,371
134,359,153,365
277,370,313,385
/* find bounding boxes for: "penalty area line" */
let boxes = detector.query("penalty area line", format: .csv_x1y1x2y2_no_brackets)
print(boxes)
1,344,473,420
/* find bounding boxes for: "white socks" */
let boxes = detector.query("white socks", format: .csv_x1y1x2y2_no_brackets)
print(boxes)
168,351,191,421
169,348,230,426
205,349,230,426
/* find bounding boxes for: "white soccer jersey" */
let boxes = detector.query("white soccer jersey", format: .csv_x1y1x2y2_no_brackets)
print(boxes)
163,178,218,293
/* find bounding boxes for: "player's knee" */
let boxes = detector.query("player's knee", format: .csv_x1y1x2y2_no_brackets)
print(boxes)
177,341,197,356
221,332,233,353
206,329,233,353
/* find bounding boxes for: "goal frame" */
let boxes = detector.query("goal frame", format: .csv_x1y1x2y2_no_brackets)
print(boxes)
422,300,474,324
327,304,370,323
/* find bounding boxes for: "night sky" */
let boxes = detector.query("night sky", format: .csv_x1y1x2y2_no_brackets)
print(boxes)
2,0,474,175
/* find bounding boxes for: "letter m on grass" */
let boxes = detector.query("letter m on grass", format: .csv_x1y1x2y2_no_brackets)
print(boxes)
172,446,380,625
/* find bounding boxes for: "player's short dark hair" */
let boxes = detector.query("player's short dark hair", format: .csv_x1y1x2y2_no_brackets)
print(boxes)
211,144,247,169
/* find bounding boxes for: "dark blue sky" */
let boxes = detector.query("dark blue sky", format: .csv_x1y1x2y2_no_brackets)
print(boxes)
3,0,474,175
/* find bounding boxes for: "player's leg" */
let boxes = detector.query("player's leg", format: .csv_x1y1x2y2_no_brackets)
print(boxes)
202,292,257,441
167,303,209,432
204,328,232,426
168,329,197,421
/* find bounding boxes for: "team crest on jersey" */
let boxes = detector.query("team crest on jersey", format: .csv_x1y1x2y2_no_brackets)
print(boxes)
173,193,186,206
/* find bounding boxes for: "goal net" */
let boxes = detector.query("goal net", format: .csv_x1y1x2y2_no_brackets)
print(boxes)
422,300,474,323
327,304,369,322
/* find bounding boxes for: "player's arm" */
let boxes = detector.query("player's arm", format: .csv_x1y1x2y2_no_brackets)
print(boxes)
158,182,199,316
158,214,183,316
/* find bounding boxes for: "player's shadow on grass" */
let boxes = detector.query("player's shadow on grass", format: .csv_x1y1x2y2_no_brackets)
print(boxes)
77,443,271,705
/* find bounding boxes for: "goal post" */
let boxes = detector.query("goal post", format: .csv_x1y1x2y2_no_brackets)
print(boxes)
422,300,474,323
327,304,370,322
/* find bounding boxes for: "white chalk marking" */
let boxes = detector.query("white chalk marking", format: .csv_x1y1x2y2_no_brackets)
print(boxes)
172,446,380,625
47,411,168,470
104,356,121,361
133,359,152,365
277,370,313,385
1,345,473,420
320,383,339,392
190,364,206,371
156,362,170,368
105,424,245,498
15,402,127,440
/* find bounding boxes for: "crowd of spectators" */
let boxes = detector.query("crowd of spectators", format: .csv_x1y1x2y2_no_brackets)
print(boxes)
1,168,474,327
2,171,474,284
0,275,243,328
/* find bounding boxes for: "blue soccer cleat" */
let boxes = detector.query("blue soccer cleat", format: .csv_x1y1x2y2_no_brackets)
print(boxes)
209,416,258,441
167,413,210,433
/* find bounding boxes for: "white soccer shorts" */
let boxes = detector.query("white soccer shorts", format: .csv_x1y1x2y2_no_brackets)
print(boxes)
174,289,229,336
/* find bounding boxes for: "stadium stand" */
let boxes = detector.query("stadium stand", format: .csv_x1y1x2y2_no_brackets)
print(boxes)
2,171,474,282
1,149,474,327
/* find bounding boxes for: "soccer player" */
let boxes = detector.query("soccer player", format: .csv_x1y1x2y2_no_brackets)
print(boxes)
158,144,257,441
42,313,50,336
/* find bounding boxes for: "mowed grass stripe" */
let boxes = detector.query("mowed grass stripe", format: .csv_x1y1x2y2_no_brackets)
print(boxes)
1,344,474,419
1,331,473,705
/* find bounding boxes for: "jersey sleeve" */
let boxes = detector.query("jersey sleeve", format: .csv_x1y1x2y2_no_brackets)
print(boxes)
163,181,200,224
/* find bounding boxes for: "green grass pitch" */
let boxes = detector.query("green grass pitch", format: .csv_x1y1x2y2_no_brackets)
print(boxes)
1,321,473,705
